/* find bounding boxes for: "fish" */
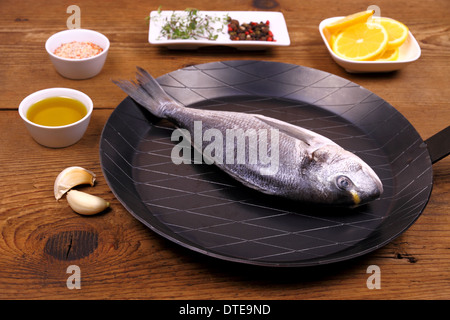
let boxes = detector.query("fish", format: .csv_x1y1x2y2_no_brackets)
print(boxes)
113,67,383,207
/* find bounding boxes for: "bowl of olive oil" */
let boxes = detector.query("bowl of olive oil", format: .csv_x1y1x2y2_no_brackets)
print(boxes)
19,88,93,148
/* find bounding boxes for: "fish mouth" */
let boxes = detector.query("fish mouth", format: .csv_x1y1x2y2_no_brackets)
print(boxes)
363,165,384,196
369,170,384,196
350,169,383,207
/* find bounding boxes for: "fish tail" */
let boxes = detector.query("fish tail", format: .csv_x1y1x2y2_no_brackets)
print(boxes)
112,67,180,118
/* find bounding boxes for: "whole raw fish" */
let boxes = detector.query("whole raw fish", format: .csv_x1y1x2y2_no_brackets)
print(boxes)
113,67,383,207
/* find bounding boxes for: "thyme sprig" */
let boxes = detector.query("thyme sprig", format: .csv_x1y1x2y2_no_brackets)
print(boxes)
152,8,228,40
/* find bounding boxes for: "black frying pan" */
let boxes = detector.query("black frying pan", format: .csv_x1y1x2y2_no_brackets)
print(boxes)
100,60,449,267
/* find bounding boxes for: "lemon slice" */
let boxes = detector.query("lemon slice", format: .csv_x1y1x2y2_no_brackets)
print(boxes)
374,48,399,61
375,17,409,49
332,22,388,61
325,10,375,34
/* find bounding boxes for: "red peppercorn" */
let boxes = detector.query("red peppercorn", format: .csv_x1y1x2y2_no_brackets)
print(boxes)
266,20,270,25
267,37,273,41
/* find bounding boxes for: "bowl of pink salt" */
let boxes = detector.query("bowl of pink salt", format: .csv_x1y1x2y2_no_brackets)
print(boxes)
45,29,110,79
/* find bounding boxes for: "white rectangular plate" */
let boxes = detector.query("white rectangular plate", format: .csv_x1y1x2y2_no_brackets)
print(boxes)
148,10,290,50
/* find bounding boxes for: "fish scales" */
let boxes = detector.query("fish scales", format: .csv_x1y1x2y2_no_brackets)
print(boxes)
113,67,383,207
166,107,310,196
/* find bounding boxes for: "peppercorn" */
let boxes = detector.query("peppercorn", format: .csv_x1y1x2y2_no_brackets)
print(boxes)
227,18,275,41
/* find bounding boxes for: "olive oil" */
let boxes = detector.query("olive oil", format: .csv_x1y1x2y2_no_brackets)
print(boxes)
26,96,87,126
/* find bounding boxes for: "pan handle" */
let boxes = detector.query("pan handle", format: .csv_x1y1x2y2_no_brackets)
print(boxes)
425,126,450,164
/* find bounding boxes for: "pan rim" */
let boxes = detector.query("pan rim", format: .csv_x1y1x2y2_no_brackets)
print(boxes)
100,60,433,267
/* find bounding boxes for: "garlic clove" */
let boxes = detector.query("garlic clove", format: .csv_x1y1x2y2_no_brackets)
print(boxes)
66,190,110,215
54,166,96,200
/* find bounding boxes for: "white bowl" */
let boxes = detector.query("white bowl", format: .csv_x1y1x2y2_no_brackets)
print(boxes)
319,17,421,73
45,29,110,79
18,88,93,148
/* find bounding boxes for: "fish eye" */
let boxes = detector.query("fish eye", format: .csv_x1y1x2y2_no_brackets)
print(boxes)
336,175,353,190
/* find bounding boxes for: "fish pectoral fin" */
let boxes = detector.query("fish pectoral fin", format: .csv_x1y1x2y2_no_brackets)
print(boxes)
254,114,336,149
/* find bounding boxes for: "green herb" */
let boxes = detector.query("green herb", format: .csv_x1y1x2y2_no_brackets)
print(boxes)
151,7,229,40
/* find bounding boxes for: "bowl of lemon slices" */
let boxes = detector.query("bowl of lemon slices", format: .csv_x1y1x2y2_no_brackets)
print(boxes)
319,10,421,73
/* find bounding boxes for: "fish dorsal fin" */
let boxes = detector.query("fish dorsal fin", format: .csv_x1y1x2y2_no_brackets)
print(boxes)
254,114,337,150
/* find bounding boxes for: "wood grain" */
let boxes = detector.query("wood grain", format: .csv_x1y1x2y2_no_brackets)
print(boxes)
0,0,449,300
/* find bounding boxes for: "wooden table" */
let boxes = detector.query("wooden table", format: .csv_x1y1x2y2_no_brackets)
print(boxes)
1,0,449,301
